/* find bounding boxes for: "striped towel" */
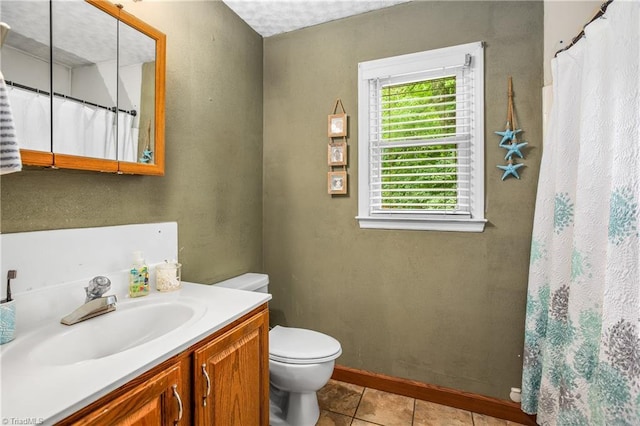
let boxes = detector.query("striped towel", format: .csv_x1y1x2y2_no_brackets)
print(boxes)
0,71,22,175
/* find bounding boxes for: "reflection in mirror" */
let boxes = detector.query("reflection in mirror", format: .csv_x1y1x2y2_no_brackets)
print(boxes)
52,0,118,160
0,1,52,154
118,20,156,164
1,0,165,174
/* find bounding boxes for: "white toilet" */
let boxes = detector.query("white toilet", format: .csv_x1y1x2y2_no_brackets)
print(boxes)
216,273,342,426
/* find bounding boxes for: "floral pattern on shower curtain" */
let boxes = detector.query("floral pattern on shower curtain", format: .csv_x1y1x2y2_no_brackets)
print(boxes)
521,1,640,425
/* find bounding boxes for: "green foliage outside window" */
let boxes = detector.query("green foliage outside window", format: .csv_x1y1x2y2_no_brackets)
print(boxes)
380,76,458,211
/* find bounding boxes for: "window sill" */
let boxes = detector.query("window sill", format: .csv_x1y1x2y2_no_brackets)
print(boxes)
356,216,487,232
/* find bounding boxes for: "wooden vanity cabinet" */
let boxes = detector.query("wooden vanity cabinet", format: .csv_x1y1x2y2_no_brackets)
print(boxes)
194,309,270,425
57,304,268,426
66,360,186,426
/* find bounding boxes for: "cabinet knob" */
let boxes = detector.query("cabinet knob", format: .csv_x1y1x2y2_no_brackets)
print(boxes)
201,363,211,407
172,384,183,425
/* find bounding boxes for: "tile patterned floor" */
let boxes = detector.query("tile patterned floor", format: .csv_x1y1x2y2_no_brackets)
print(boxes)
316,380,526,426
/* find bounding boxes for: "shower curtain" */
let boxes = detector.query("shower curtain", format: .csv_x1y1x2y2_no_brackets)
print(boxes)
521,1,640,425
9,87,139,162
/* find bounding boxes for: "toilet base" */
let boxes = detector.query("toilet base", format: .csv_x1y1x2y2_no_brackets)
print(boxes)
269,386,321,426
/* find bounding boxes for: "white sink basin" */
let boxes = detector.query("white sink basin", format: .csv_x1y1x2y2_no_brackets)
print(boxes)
28,300,203,366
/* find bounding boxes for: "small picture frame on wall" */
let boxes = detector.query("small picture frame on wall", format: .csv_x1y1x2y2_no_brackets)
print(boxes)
328,142,347,166
328,113,347,137
328,171,348,195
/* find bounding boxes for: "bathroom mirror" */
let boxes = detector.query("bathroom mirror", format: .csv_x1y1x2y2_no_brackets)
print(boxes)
0,0,166,175
52,0,119,170
117,19,157,166
104,0,166,175
0,0,53,166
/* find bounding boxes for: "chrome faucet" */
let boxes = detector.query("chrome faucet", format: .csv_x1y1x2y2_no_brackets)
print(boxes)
84,275,112,302
61,276,117,326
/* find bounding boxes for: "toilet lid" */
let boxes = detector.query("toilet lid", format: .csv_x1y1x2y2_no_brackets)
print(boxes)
269,326,342,364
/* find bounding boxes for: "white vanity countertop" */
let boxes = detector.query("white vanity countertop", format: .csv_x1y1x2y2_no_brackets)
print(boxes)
0,282,271,425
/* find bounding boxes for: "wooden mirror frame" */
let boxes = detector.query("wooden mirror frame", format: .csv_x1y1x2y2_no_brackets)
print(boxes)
20,0,166,176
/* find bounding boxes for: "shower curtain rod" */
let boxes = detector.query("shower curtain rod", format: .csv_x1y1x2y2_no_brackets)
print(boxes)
5,79,137,116
554,0,614,57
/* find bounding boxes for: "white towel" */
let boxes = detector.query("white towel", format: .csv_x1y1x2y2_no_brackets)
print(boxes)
0,71,22,175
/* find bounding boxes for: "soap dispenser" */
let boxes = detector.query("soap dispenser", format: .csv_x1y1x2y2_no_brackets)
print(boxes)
129,251,149,298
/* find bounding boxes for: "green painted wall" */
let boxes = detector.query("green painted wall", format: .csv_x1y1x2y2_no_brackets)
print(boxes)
0,1,263,285
263,1,543,399
1,0,544,402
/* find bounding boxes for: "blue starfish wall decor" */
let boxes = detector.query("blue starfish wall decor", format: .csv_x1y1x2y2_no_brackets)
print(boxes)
503,140,528,160
495,125,522,147
497,162,524,180
139,149,153,163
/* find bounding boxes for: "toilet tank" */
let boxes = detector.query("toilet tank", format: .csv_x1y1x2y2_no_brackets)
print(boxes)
215,273,269,293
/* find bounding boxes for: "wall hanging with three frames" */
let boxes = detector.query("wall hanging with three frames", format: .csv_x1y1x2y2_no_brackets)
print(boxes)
495,77,528,180
327,99,348,194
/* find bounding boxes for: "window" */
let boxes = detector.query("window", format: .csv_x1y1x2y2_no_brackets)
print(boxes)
357,42,486,232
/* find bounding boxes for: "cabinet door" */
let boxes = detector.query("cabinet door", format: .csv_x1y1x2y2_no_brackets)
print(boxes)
70,361,185,426
194,310,269,426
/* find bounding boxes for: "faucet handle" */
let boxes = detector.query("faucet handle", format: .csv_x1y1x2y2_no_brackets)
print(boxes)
85,276,112,302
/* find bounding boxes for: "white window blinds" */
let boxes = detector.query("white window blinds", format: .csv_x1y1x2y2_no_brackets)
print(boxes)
357,42,485,232
367,60,475,217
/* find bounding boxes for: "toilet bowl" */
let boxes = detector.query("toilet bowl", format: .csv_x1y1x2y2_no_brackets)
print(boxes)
268,325,342,426
216,273,342,426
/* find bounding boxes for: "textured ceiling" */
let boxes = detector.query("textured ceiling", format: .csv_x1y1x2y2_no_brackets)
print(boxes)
222,0,412,37
3,0,411,64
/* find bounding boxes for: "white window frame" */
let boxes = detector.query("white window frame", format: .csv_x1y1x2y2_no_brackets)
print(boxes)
356,42,486,232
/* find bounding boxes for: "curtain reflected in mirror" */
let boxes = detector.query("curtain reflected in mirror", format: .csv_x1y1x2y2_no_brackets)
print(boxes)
52,0,118,160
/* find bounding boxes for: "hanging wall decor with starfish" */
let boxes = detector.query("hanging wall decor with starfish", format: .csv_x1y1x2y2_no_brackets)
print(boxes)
495,77,527,180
